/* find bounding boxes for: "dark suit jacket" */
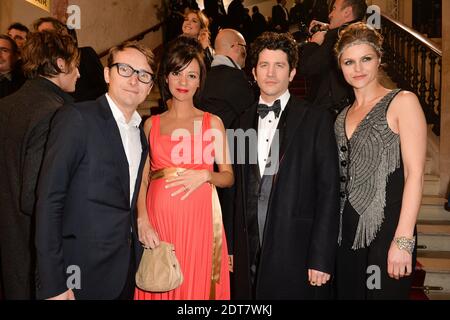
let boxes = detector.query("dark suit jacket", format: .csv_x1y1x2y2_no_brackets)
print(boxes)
232,96,340,299
0,78,73,299
71,47,107,102
35,95,147,300
0,63,26,99
200,63,255,129
299,25,356,113
272,4,289,32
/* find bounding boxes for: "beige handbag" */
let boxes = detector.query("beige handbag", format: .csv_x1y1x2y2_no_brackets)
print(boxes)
135,241,183,292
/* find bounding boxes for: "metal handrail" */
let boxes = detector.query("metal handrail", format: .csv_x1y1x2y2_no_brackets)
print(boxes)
98,21,165,59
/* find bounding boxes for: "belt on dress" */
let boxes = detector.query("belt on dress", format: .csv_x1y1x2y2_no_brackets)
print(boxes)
150,167,223,299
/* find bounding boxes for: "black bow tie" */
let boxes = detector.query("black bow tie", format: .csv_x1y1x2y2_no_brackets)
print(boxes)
257,100,282,119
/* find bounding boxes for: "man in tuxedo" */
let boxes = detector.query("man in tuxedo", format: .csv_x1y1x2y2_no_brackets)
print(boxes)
231,32,340,299
299,0,367,114
272,0,289,32
35,42,155,300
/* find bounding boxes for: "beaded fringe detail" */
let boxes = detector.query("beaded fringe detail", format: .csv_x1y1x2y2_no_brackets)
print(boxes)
335,89,402,249
351,140,400,249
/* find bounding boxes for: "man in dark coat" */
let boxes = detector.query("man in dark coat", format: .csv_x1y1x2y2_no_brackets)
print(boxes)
227,0,246,33
298,0,367,114
231,32,340,299
251,6,268,42
201,29,255,129
35,42,154,300
204,0,227,41
0,31,79,300
34,17,107,102
272,0,290,32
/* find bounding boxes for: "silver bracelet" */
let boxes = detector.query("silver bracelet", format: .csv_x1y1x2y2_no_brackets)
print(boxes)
394,236,415,255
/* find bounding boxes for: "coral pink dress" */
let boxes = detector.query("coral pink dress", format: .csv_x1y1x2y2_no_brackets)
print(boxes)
135,112,230,300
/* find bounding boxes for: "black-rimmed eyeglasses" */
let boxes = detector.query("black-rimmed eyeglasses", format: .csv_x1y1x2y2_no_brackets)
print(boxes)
110,63,154,84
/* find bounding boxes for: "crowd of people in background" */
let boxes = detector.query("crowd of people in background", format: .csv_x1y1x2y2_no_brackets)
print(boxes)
0,0,429,301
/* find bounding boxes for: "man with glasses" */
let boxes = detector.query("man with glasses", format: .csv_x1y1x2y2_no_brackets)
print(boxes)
201,29,255,129
0,34,25,99
35,42,155,300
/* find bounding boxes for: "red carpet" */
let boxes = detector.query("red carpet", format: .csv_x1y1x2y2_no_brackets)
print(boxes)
290,75,307,99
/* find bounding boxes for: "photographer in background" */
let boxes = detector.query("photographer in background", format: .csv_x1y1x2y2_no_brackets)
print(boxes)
298,0,367,115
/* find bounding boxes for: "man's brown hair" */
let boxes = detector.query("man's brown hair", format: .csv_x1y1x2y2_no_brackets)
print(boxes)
107,41,156,74
33,17,67,34
21,31,79,79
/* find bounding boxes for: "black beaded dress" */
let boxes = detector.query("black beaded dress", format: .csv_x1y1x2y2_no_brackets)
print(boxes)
334,89,417,299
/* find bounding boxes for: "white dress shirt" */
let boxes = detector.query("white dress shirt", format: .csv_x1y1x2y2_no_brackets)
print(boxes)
257,90,290,176
106,94,142,205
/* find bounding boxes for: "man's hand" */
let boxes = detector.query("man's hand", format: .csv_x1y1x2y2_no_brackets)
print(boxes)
309,20,329,34
308,269,331,287
310,31,327,45
47,289,75,300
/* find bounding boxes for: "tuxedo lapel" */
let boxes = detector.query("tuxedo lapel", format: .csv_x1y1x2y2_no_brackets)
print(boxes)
239,103,261,182
97,96,130,203
278,97,307,167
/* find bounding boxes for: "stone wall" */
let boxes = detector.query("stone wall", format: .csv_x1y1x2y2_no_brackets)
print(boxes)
0,0,162,54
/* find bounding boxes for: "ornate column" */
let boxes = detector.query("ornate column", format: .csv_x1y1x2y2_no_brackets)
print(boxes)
388,0,399,19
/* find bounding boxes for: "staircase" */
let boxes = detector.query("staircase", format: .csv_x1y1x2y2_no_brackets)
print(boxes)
417,193,450,299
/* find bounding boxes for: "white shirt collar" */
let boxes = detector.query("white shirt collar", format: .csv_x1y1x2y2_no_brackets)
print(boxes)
258,90,290,112
106,93,142,127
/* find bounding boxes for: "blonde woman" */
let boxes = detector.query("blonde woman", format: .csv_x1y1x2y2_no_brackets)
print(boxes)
334,22,426,299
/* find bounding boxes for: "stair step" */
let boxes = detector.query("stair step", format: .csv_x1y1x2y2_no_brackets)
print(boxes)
417,221,450,251
423,272,450,293
426,292,450,300
422,196,447,206
425,157,433,175
417,251,450,293
423,175,440,196
418,202,450,221
418,220,450,235
417,251,450,273
418,234,450,252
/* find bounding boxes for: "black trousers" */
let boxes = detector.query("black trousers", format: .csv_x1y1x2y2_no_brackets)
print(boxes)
116,240,136,300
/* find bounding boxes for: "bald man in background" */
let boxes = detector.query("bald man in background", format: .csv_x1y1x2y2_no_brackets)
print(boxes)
200,29,255,129
200,29,256,279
